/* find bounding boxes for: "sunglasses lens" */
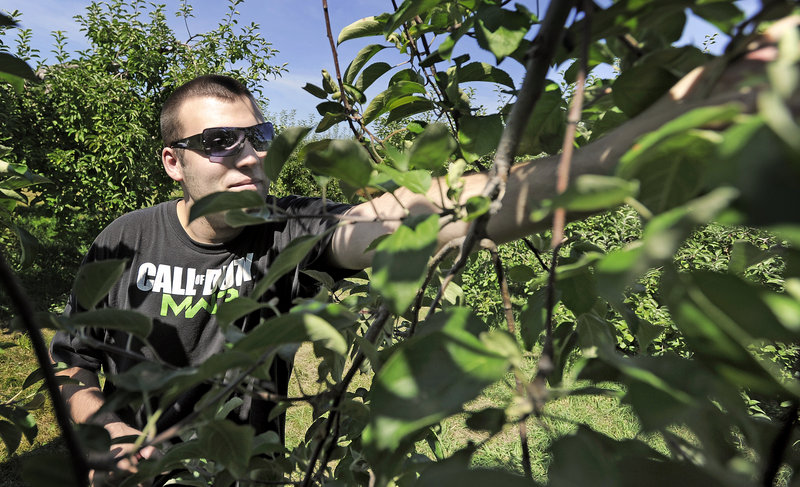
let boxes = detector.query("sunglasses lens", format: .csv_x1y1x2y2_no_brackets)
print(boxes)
249,123,274,151
204,128,245,157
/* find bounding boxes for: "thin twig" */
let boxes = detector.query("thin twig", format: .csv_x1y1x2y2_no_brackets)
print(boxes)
321,0,355,125
141,347,277,450
302,307,391,487
408,237,464,336
522,237,550,272
0,254,90,486
426,1,575,317
762,401,798,486
532,0,592,413
486,242,531,479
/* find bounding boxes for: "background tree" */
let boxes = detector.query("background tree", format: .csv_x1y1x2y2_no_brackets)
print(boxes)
0,0,287,316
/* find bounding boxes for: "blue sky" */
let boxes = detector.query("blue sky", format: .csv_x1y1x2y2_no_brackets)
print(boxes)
3,0,760,120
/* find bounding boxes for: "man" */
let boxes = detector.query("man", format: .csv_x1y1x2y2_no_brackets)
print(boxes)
50,17,788,481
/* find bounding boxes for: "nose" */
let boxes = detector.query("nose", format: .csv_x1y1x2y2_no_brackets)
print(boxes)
233,139,265,169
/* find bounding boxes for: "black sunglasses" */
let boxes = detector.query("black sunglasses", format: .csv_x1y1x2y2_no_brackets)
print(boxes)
169,122,274,157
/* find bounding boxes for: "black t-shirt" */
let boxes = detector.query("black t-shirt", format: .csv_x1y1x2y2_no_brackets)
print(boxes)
50,195,352,438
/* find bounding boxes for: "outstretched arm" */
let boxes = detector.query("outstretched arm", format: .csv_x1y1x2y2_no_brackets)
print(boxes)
327,17,798,271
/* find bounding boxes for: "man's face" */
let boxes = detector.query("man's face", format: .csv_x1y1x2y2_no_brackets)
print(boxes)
167,94,270,205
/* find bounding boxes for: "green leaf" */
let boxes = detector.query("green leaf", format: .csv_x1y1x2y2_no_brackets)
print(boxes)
109,362,196,393
516,84,567,156
305,139,373,187
344,44,387,85
74,259,128,310
620,130,719,213
0,188,25,204
338,16,386,44
371,214,439,314
188,190,265,223
21,452,79,487
759,90,800,153
198,420,254,479
576,314,616,356
263,126,311,181
520,288,550,350
0,53,37,81
223,207,275,228
474,6,531,63
458,114,503,163
215,296,269,327
234,312,347,356
559,267,598,315
0,421,21,456
316,101,345,116
354,61,392,93
363,310,508,451
316,112,348,133
454,62,515,89
666,272,800,398
408,123,456,171
728,240,774,276
13,224,38,268
386,0,441,33
613,64,678,117
0,405,36,444
691,2,744,33
374,165,432,195
363,81,426,124
416,462,534,487
464,196,490,222
69,309,152,338
252,232,328,299
302,83,328,99
686,271,799,343
321,69,338,94
385,98,437,124
531,175,640,221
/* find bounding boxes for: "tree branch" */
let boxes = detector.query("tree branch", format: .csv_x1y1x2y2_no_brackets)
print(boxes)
531,0,592,415
0,254,89,486
424,0,576,322
302,306,391,487
485,242,531,479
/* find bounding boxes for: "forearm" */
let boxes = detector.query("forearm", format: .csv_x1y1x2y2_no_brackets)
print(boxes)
56,366,134,439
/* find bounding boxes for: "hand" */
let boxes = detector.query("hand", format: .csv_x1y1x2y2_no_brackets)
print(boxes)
89,422,161,487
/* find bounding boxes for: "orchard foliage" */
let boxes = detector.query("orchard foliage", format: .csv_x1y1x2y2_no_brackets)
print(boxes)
0,0,285,252
2,1,800,487
0,0,287,318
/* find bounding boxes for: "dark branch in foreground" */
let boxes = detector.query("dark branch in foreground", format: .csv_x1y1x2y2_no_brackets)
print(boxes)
0,254,90,486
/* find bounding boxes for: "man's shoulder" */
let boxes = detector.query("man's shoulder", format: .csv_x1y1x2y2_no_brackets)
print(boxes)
95,200,176,241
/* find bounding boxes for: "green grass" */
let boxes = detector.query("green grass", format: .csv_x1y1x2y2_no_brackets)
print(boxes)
0,330,64,487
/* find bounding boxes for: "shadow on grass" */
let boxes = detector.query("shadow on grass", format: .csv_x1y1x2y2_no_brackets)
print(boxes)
0,438,67,487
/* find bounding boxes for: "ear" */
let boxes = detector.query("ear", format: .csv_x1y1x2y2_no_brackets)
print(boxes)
162,147,184,183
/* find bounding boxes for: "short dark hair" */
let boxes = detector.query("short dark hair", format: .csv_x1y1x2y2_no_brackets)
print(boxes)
160,74,260,146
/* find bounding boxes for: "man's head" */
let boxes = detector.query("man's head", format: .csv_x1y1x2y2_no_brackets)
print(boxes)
160,75,271,223
160,74,262,148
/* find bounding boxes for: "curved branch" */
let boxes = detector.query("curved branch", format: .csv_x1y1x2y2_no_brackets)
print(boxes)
0,254,89,486
485,242,531,478
302,306,391,487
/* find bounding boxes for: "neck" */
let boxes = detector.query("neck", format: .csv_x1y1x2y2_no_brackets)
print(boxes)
176,199,242,244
